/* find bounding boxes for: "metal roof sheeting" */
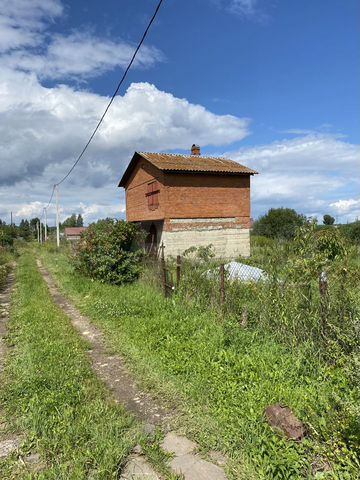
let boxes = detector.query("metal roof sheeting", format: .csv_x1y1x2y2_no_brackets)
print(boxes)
118,151,258,187
138,152,258,175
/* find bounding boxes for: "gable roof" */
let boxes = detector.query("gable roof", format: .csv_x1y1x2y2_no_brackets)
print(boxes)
118,151,258,187
64,227,86,236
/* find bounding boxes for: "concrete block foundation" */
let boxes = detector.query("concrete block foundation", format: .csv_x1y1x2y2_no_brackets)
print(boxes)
140,218,250,259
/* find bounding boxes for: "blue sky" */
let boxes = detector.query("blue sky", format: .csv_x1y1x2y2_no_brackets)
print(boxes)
0,0,359,224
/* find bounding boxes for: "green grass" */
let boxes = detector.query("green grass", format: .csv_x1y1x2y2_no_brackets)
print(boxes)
0,247,15,289
39,245,359,479
0,248,159,479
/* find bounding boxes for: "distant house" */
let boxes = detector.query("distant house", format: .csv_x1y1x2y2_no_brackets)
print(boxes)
118,145,258,258
64,227,86,241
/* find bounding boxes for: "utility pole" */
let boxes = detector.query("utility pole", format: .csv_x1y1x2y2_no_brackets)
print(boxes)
55,185,60,247
36,221,40,243
10,211,13,226
43,207,47,242
40,219,43,244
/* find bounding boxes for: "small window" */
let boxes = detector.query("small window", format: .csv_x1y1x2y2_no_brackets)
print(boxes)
146,181,160,210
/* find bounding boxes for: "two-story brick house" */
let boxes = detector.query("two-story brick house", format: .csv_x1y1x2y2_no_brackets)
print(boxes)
118,145,257,258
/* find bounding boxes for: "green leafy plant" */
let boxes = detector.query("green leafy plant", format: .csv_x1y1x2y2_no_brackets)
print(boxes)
74,219,144,284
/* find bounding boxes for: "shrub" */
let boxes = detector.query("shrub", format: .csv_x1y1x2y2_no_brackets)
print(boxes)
340,221,360,245
252,208,307,240
0,226,15,247
74,219,144,284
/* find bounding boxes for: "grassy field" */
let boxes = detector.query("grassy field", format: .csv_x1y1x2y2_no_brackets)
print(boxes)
0,249,173,479
39,240,359,480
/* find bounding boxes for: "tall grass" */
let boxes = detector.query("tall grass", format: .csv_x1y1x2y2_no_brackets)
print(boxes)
166,235,359,368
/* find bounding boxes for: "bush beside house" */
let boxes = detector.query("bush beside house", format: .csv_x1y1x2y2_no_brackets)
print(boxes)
74,219,144,284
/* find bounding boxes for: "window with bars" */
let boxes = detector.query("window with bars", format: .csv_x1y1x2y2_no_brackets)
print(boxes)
146,181,160,210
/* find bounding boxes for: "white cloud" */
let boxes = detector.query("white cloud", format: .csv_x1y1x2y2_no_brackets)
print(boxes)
4,32,164,80
0,0,63,53
232,134,358,174
227,134,360,222
0,0,163,80
330,198,360,222
228,0,258,16
15,201,44,218
329,199,360,215
0,68,250,187
214,0,266,20
78,202,125,224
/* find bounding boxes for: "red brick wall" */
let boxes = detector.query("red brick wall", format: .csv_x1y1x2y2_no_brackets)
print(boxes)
125,161,165,222
164,173,251,223
124,160,251,226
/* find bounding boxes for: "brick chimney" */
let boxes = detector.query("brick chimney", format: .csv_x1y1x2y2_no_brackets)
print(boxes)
191,144,200,156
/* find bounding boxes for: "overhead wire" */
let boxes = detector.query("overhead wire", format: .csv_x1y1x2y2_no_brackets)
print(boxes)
44,0,165,208
45,184,56,209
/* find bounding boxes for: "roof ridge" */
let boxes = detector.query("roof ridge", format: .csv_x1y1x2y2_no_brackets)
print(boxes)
138,151,234,161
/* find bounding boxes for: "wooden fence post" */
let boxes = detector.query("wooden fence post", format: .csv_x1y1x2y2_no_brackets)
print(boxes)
176,255,181,288
220,264,225,305
319,271,328,334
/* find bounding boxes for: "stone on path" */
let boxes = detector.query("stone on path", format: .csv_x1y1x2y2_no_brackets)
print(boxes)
170,454,228,480
161,431,197,456
162,432,228,480
120,455,160,479
0,437,22,459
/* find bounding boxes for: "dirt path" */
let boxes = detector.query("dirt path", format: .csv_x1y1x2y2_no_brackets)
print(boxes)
37,259,229,480
0,268,15,375
37,259,171,428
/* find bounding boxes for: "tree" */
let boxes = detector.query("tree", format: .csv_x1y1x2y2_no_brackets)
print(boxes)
323,214,335,225
252,208,307,240
76,214,84,227
19,219,31,240
0,220,17,246
61,213,84,229
30,217,40,239
61,214,77,228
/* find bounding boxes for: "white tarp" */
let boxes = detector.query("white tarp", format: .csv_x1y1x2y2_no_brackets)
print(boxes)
222,261,268,282
205,261,268,282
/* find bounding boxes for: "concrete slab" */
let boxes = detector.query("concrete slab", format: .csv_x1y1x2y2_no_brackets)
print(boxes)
161,431,197,456
120,455,160,479
170,453,228,480
0,437,21,459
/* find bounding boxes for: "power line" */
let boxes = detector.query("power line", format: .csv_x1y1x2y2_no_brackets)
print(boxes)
45,184,56,209
43,0,164,207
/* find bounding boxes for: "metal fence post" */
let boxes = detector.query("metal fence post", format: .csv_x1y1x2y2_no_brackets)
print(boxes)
160,242,167,297
319,271,328,334
176,255,181,288
220,264,225,305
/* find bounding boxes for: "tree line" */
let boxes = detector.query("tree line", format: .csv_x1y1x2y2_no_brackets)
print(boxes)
0,214,84,247
252,208,359,244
